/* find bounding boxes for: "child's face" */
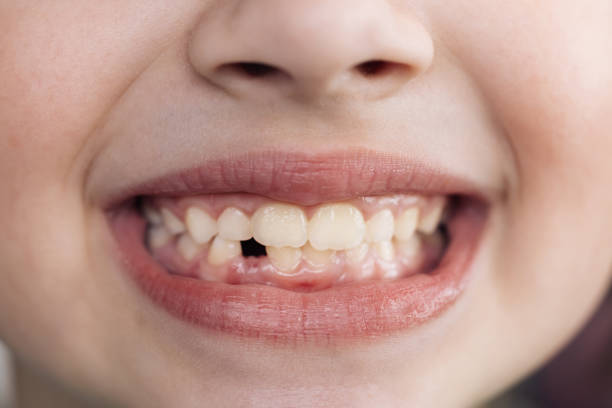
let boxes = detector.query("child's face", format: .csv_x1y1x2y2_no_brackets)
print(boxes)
1,1,611,406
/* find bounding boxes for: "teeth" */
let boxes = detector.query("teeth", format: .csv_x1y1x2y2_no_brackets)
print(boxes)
217,207,252,241
176,234,203,261
302,243,335,266
374,241,395,261
308,204,366,251
161,208,186,235
143,203,163,225
418,196,446,234
397,235,422,258
252,204,308,248
185,207,218,244
266,246,302,273
148,225,172,249
394,208,419,241
345,243,369,265
365,209,394,243
207,236,241,266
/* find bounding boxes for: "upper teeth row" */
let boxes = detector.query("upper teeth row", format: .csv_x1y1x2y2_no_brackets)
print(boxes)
145,198,446,252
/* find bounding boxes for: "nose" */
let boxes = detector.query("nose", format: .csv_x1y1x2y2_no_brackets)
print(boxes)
188,0,434,102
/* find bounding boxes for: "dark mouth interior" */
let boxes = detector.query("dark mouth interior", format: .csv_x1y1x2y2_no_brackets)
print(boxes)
240,238,267,257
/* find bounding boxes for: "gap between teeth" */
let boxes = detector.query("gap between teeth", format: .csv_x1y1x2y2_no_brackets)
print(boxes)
145,196,447,272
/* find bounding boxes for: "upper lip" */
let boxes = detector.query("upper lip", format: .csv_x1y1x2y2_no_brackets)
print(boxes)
104,147,494,208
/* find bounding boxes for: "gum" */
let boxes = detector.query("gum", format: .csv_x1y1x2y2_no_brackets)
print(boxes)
150,193,437,220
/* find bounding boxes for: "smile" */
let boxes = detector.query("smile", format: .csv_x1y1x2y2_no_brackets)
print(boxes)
108,149,489,342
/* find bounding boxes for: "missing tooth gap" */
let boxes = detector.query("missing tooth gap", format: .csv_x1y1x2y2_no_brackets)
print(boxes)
240,238,267,257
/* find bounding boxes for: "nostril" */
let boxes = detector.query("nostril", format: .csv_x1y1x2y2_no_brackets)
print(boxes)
218,62,283,79
354,60,411,78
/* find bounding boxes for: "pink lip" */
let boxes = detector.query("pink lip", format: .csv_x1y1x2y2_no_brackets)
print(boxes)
107,149,489,342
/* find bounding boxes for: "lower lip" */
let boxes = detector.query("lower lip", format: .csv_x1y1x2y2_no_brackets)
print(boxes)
109,200,487,343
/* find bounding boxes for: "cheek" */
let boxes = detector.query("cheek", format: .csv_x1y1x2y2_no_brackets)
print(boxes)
0,2,198,202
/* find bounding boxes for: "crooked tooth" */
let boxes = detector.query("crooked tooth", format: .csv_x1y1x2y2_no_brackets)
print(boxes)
252,203,307,248
365,209,394,243
185,207,217,244
418,197,446,234
266,246,302,273
394,208,419,241
308,203,366,251
147,225,171,249
143,203,162,225
374,241,395,261
161,208,186,235
345,243,369,265
302,243,335,266
176,234,204,262
207,236,241,266
218,207,252,241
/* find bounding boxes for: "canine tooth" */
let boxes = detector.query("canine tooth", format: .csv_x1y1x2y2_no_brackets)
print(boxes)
394,208,419,241
418,196,446,234
365,209,394,242
218,207,252,241
374,241,395,261
185,207,217,244
267,246,302,273
252,203,307,248
345,243,369,265
177,234,203,262
397,235,422,258
143,204,162,225
207,236,241,266
148,226,171,249
161,208,186,235
308,204,366,250
302,243,335,266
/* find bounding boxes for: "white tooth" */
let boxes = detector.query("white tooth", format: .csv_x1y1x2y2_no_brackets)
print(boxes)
418,196,446,234
365,209,394,243
185,207,218,244
266,246,302,273
143,203,162,225
397,235,422,258
161,208,186,235
302,243,335,266
308,204,366,251
177,234,204,262
148,226,172,249
217,207,252,241
207,236,241,266
394,208,419,241
374,241,395,261
345,243,369,265
252,203,307,248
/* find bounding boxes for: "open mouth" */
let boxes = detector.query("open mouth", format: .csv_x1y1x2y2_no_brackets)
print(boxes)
107,150,489,342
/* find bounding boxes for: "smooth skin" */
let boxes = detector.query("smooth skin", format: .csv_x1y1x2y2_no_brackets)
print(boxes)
1,1,611,407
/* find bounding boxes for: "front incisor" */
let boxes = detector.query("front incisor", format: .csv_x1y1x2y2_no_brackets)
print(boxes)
252,203,308,248
308,203,366,251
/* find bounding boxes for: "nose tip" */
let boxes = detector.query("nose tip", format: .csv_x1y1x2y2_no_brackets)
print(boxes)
188,0,434,102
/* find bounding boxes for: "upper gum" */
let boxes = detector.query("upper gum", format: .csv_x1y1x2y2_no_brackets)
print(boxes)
154,193,434,221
